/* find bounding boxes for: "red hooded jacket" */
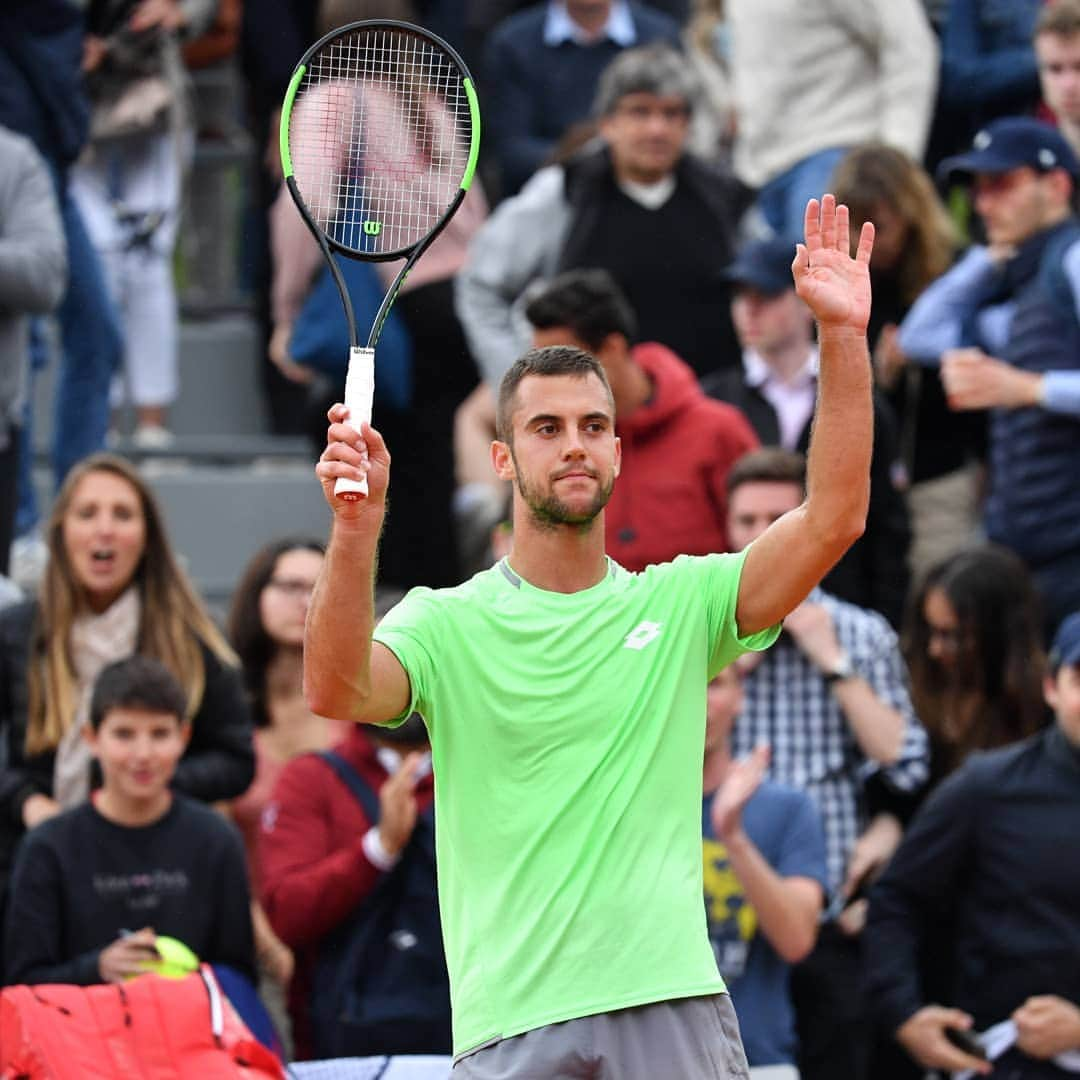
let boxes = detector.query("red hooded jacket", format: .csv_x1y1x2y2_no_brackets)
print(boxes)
257,727,435,1059
606,343,759,571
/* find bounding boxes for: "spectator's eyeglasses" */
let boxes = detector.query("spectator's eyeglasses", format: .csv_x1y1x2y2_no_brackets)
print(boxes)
926,623,963,650
267,579,316,598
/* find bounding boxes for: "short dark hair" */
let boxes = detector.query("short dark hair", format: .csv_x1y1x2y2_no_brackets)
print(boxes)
525,270,638,351
1036,0,1080,39
89,656,189,731
495,346,614,443
726,448,807,497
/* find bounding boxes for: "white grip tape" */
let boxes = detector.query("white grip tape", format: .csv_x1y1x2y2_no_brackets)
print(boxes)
334,346,375,500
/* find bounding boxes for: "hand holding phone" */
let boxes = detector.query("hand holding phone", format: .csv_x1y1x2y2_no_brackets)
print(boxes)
946,1026,988,1060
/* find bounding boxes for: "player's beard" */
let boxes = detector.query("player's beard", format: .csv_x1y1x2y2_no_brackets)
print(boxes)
512,455,615,532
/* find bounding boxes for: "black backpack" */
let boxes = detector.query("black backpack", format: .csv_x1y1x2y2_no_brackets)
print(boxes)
308,751,452,1059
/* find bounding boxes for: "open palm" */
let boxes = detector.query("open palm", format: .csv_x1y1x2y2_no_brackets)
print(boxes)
711,744,770,841
792,195,874,333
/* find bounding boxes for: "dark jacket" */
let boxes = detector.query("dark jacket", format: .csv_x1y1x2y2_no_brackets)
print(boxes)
987,221,1080,568
702,367,911,628
484,1,682,194
0,2,90,173
865,726,1080,1077
557,145,750,376
0,600,255,896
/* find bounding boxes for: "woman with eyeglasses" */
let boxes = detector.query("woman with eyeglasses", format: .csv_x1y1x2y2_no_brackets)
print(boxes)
861,544,1050,1080
904,543,1048,785
225,538,350,1003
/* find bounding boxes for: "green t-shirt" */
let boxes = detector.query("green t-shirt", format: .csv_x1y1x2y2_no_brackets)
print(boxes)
373,549,779,1055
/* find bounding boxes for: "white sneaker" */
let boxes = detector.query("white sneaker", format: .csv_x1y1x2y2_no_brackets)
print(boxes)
132,424,175,450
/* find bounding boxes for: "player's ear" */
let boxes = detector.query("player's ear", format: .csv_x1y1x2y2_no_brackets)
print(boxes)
613,435,621,478
492,439,515,482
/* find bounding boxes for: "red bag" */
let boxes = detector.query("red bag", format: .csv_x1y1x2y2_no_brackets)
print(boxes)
0,965,284,1079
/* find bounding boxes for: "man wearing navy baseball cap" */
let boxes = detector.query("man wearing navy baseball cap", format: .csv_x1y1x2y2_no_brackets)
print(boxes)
899,116,1080,636
865,606,1080,1077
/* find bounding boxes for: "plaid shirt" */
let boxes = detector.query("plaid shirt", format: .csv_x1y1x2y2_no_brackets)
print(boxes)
731,589,929,895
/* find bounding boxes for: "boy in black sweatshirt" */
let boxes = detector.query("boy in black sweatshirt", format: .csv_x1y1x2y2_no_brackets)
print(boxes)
3,655,255,986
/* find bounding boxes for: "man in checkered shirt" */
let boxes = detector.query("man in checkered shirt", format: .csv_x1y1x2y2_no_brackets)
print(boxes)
725,446,929,1080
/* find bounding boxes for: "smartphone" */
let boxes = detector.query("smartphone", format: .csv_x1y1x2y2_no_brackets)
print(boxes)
945,1027,988,1060
821,870,873,923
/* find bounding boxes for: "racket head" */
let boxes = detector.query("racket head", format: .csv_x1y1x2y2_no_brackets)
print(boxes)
280,20,480,262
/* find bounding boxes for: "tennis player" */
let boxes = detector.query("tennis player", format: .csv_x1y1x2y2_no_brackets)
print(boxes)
305,195,875,1079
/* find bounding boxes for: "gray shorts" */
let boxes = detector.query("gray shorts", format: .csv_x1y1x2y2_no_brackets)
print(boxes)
452,993,750,1080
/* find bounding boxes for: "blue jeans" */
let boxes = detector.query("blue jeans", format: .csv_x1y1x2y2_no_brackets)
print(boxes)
756,147,849,244
15,184,123,535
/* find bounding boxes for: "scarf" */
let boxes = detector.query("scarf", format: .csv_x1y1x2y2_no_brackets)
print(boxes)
53,588,141,808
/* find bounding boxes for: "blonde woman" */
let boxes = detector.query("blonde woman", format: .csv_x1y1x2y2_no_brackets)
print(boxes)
0,453,254,905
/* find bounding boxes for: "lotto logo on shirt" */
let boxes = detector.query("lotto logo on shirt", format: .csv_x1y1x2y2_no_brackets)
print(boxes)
624,621,663,650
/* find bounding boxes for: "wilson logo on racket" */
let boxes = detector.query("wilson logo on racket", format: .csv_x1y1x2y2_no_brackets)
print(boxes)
279,18,481,502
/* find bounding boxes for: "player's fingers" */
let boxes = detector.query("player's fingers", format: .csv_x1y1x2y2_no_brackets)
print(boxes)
315,459,367,486
836,202,850,255
327,420,366,448
320,440,366,467
855,220,875,266
819,193,836,250
359,422,390,459
803,199,821,250
327,402,350,425
791,243,810,281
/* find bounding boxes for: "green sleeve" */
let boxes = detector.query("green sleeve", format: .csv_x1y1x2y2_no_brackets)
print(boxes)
371,587,441,729
694,549,781,678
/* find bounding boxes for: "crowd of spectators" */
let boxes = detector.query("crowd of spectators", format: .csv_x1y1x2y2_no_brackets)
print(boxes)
1,1,1080,1078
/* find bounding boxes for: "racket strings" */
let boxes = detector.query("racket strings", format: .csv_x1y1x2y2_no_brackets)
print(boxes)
290,26,472,256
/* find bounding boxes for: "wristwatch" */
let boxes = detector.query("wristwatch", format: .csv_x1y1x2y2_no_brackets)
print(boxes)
824,651,856,687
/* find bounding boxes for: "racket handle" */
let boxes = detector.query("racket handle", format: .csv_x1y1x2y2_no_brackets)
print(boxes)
334,346,375,501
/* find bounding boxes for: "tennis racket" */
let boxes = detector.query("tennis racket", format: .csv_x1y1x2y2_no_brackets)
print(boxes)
280,20,481,499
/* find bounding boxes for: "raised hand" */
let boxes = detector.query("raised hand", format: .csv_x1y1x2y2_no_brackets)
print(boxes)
782,602,843,673
377,751,426,858
710,744,770,842
792,195,874,334
316,404,391,514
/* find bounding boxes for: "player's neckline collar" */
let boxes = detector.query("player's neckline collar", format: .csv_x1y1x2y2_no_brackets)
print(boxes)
497,556,618,594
